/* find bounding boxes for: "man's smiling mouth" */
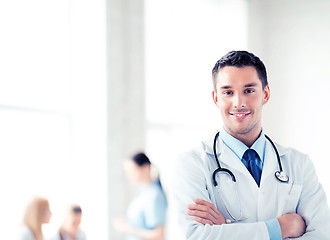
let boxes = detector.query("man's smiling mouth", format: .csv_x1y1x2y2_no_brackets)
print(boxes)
229,112,251,119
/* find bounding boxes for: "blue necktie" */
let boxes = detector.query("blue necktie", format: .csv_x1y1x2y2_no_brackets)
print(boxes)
242,149,261,187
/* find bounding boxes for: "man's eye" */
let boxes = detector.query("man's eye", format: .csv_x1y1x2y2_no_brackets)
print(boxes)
245,89,255,94
223,91,233,95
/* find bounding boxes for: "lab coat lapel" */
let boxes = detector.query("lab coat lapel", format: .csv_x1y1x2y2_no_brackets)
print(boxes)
217,140,252,179
203,132,255,180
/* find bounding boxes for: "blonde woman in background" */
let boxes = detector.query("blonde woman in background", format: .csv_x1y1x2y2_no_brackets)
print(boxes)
18,197,52,240
52,205,86,240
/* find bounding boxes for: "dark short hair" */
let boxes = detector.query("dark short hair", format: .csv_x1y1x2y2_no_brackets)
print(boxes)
71,205,82,214
131,152,151,167
212,50,268,90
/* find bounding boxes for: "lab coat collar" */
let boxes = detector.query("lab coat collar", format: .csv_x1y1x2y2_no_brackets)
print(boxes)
203,130,288,157
202,131,289,183
202,131,250,177
220,127,266,165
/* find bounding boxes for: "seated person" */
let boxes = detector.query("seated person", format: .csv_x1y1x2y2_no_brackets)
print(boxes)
53,205,86,240
18,197,52,240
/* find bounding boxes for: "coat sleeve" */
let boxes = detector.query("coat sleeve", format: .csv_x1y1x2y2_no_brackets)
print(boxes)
171,149,270,240
289,155,330,240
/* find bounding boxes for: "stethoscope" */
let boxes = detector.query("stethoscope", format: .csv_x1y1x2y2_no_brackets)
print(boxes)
212,131,289,223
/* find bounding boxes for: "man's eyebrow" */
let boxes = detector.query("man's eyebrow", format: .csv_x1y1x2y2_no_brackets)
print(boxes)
244,83,258,88
220,83,258,89
220,85,232,89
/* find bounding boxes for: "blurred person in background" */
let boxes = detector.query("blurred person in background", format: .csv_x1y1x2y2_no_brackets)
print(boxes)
52,205,86,240
18,197,52,240
114,152,167,240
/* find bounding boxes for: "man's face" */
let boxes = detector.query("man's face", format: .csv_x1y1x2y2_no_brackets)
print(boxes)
212,66,270,140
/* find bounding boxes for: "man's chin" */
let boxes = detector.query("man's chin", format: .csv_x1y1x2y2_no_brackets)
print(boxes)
227,126,252,135
236,129,251,135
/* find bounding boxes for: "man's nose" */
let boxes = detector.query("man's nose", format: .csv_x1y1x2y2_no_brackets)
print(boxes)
233,94,246,108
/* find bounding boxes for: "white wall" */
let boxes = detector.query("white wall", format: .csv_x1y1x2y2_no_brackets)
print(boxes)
68,0,108,238
248,0,330,199
106,0,146,239
0,0,108,238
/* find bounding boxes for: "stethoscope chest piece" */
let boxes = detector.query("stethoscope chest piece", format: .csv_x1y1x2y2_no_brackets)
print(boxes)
275,171,289,183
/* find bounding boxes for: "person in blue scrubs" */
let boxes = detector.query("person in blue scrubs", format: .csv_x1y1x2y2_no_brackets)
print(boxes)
114,152,167,240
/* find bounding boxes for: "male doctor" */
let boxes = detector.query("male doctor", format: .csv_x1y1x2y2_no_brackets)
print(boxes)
172,50,330,239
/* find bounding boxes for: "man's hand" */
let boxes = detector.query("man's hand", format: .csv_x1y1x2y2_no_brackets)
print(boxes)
187,199,226,225
278,213,306,239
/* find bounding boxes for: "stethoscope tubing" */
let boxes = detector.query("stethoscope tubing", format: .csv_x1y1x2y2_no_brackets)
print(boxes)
264,134,283,172
212,131,288,187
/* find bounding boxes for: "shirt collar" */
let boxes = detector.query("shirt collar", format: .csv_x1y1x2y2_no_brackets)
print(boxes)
219,127,266,163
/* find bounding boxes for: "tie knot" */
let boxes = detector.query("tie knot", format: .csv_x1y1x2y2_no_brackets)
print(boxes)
243,149,259,162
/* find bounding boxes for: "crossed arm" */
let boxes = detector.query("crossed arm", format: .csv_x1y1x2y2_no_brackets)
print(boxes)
174,151,330,239
187,199,306,239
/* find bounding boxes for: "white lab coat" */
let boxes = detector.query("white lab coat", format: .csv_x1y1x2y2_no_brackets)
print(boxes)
172,132,330,239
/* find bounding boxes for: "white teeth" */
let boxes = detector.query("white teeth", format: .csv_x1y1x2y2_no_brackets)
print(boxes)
230,112,249,117
232,113,249,117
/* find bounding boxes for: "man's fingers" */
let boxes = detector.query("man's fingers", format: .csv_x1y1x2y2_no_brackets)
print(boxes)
188,204,218,220
187,203,210,211
192,217,214,226
187,209,217,223
189,199,221,220
188,199,226,225
194,199,214,206
194,199,220,214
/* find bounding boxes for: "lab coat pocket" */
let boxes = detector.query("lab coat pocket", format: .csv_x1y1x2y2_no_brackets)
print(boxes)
277,182,302,215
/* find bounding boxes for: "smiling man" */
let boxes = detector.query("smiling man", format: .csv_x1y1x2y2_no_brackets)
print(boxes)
172,51,330,239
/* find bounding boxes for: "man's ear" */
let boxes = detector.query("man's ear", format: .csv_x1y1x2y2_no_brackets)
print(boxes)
212,91,218,105
263,85,270,105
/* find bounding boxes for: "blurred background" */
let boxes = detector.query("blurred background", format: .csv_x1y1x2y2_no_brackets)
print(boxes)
1,0,330,239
